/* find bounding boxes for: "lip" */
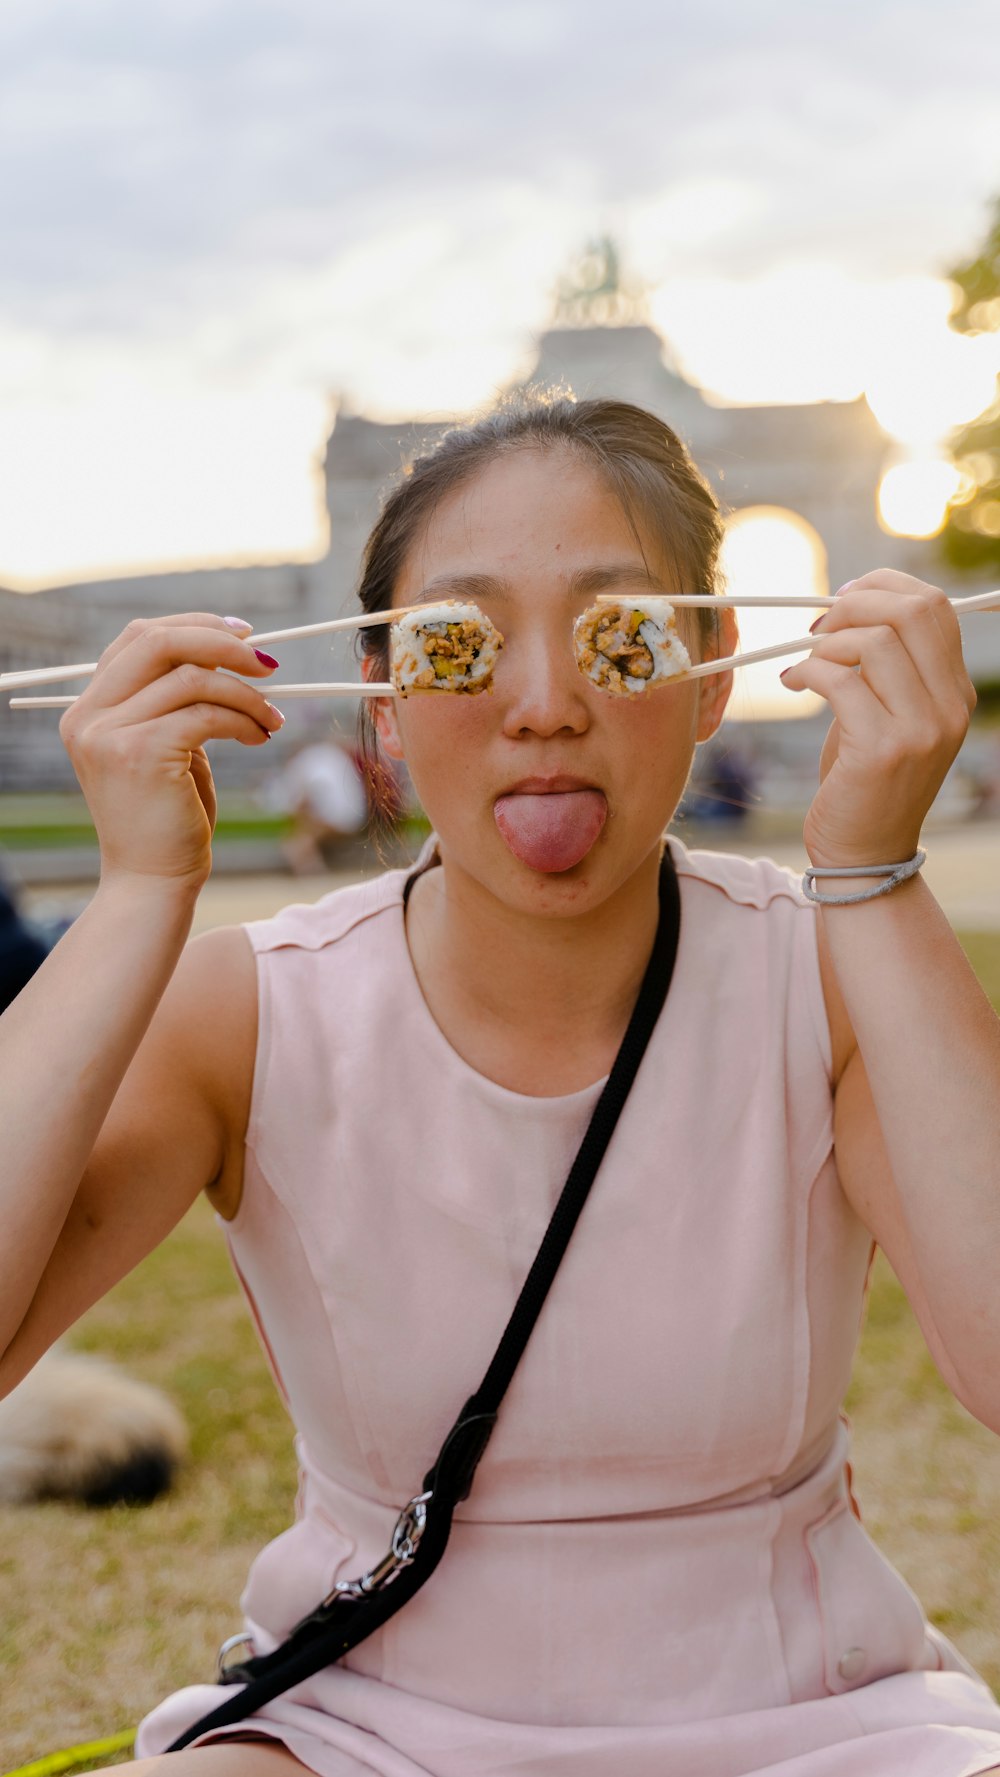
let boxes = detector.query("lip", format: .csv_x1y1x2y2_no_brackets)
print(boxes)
498,774,599,796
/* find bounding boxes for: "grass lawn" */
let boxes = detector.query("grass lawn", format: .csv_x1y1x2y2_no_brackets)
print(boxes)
2,931,999,1770
0,791,293,850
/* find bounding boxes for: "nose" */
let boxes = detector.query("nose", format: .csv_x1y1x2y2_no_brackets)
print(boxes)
499,614,591,740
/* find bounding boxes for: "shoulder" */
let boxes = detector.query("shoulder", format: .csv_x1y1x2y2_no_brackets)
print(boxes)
165,922,259,1119
241,863,413,958
668,834,850,1081
185,862,416,1124
667,838,854,1083
666,835,812,913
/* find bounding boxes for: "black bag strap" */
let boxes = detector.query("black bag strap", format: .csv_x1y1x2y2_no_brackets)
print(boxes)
167,850,680,1751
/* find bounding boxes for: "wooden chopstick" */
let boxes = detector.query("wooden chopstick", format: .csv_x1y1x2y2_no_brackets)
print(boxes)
597,591,1000,611
4,642,823,703
619,588,1000,682
9,682,396,710
673,586,999,680
248,605,425,644
596,594,830,608
0,604,424,692
675,635,815,681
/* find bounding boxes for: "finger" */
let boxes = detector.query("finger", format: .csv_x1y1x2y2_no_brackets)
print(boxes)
93,611,255,677
809,619,973,752
841,569,936,595
71,692,279,767
140,700,279,753
83,623,278,712
812,623,936,721
85,658,285,740
816,583,973,713
806,625,971,762
781,651,893,742
189,747,218,814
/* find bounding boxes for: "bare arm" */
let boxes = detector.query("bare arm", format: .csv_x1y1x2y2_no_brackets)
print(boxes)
819,884,1000,1430
0,609,280,1390
0,906,257,1391
781,570,1000,1431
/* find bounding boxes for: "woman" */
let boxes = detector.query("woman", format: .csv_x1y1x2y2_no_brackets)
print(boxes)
2,395,999,1776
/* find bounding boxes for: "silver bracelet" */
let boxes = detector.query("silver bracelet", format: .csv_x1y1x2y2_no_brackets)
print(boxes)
802,848,927,906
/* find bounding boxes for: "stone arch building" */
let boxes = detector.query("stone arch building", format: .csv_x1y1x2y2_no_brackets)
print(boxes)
3,317,997,791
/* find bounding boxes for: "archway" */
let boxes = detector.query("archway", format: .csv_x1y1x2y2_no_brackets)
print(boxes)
719,506,829,721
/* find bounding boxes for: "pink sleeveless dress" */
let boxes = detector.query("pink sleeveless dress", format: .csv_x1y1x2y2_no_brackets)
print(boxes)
138,838,1000,1776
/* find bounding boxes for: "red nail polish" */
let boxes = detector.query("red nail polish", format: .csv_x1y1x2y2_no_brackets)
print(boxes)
254,650,279,668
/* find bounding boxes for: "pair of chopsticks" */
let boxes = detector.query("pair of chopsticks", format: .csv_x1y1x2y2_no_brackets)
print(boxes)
602,588,1000,683
2,605,418,706
5,590,999,708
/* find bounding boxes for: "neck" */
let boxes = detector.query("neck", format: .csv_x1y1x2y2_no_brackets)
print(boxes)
405,843,665,1094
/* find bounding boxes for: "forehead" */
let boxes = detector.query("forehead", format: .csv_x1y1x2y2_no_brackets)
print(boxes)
395,446,674,598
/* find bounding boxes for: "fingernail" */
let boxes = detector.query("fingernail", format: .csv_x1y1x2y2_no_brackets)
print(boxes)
264,701,285,726
834,580,856,597
254,649,279,668
224,615,253,632
809,615,825,634
779,667,794,682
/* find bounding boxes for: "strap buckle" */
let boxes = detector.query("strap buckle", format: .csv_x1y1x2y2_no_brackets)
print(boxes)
217,1630,256,1681
324,1489,433,1604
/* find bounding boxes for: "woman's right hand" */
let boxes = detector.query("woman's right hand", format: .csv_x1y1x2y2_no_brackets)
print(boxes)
59,612,285,893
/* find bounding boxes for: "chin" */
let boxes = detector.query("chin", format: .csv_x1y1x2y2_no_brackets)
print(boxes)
443,826,656,917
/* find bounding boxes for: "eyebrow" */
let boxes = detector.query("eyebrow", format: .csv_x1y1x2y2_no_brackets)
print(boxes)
413,573,509,606
411,563,669,605
570,564,669,596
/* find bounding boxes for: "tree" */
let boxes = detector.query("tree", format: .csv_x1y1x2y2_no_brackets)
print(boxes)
941,196,1000,574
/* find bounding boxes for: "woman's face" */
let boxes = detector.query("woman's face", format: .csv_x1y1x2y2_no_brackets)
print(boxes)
377,446,735,917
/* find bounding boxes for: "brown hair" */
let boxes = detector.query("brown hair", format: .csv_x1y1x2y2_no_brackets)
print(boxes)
355,389,727,811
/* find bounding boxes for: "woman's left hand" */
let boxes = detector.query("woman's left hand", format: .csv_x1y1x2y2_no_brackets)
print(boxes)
778,570,977,868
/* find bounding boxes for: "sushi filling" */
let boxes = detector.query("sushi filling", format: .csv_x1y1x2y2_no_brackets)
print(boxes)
574,599,690,695
418,620,490,686
391,602,503,696
585,608,655,683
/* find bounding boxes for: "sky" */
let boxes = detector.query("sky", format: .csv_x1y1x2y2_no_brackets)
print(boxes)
1,0,999,591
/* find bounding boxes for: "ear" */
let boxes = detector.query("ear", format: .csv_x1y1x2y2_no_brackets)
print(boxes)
693,606,737,745
362,653,405,760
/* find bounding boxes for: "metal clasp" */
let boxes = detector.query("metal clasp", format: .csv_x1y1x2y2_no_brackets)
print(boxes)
217,1630,256,1681
325,1489,432,1604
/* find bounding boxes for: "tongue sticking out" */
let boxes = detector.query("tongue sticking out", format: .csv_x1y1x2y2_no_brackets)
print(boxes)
494,789,608,874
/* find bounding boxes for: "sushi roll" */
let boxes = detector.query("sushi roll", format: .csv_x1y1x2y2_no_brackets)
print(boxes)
573,598,691,696
391,601,504,697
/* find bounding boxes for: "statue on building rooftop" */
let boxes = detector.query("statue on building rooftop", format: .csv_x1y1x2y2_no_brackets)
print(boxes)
552,234,647,329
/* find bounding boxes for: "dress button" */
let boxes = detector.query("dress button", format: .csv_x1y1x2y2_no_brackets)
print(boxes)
837,1646,867,1682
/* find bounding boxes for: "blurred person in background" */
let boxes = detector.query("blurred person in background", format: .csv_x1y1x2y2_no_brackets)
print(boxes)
680,734,759,824
0,871,52,1013
260,737,370,874
0,857,72,1015
972,729,1000,817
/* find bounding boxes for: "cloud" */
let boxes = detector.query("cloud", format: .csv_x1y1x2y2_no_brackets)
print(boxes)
0,0,996,351
0,0,995,408
0,0,996,581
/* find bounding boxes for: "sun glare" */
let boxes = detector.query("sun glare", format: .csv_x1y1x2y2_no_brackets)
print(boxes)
864,278,1000,447
720,509,827,722
877,457,964,539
